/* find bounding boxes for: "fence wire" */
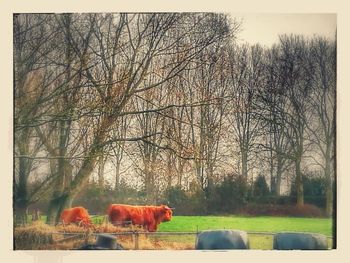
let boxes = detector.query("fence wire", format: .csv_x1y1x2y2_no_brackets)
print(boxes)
49,229,334,250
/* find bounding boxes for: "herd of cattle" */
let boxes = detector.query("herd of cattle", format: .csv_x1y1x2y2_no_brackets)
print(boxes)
60,205,329,250
60,204,173,232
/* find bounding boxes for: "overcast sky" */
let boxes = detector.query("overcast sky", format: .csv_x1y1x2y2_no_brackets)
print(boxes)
233,14,336,47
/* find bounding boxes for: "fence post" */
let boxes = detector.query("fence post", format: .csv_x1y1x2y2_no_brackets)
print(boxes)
134,232,139,250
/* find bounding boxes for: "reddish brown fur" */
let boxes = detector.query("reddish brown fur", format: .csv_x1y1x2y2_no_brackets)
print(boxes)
107,204,172,232
60,206,92,228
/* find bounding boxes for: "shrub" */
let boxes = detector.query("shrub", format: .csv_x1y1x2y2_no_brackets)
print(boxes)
205,174,249,214
252,175,270,199
73,183,115,214
73,180,143,214
239,203,326,217
161,185,208,215
162,185,190,214
290,173,327,208
163,186,188,207
188,188,208,215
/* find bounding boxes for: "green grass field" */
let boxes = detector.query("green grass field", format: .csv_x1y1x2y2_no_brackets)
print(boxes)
157,215,333,236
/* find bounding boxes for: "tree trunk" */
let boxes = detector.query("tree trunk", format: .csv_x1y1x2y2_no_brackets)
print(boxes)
275,157,283,196
144,172,155,204
143,155,155,204
195,160,204,190
325,183,332,217
46,155,96,225
47,131,70,224
269,143,275,194
14,202,28,226
295,158,304,207
177,159,184,187
46,166,73,225
115,161,120,191
15,127,31,225
46,135,102,224
166,152,173,189
46,193,73,225
98,155,105,187
16,158,29,215
241,148,248,180
324,153,333,217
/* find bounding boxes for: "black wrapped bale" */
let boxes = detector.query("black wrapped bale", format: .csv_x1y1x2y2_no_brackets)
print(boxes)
273,232,328,250
96,234,118,249
195,230,249,250
76,234,124,250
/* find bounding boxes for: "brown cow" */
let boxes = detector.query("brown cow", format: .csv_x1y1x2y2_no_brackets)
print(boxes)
107,204,172,232
60,206,92,228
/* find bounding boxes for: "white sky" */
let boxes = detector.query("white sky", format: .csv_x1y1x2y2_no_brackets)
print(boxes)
233,14,337,47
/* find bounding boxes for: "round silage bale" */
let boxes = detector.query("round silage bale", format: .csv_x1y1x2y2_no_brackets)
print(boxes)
195,229,249,250
273,232,328,250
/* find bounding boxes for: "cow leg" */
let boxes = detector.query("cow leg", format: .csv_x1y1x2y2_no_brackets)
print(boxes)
147,223,157,232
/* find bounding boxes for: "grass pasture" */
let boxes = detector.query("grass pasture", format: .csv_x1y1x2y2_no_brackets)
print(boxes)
157,215,333,236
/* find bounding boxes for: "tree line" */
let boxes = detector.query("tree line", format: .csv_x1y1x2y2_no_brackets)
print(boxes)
14,13,336,225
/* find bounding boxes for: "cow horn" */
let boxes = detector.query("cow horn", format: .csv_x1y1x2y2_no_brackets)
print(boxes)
170,207,175,210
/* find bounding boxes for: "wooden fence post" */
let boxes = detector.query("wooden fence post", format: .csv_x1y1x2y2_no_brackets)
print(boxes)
134,232,139,250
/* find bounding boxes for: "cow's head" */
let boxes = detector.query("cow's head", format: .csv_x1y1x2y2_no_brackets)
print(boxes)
158,205,173,222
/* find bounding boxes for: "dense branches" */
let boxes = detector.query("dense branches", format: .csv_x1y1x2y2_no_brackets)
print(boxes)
14,13,336,223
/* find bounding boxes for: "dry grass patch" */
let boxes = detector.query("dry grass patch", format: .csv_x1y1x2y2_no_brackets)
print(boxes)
14,221,193,250
116,234,193,250
56,222,143,233
14,221,57,249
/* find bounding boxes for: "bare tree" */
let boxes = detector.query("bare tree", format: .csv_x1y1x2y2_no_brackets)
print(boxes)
306,37,336,215
109,115,132,191
25,14,92,224
38,13,233,223
162,79,192,188
275,35,315,206
258,45,292,196
13,14,64,224
192,46,231,193
133,87,168,203
227,44,265,182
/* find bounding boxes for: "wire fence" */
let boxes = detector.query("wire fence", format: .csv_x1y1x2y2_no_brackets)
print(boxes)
51,229,334,250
